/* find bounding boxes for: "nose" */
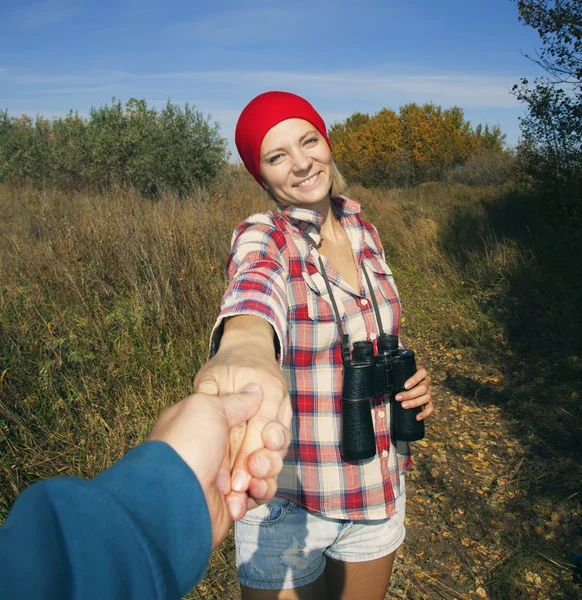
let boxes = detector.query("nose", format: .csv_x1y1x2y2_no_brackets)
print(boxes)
290,148,312,173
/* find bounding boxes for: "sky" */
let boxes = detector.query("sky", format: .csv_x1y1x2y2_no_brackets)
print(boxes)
0,0,546,159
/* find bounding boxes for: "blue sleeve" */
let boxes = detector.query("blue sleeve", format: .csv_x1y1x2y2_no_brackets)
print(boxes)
0,441,212,600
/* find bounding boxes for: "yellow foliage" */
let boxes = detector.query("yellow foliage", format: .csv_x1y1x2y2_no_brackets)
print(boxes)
329,102,505,187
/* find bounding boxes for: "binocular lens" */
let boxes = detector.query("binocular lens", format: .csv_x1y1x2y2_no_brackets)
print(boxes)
378,334,398,353
352,341,374,361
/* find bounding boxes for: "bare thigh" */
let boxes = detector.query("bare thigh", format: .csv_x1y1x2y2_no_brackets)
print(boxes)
240,552,395,600
323,551,396,600
240,575,326,600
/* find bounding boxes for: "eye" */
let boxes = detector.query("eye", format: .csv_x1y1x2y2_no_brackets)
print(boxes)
267,153,283,165
304,137,318,146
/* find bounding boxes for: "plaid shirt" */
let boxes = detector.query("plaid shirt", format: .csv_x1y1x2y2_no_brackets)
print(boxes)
211,196,412,520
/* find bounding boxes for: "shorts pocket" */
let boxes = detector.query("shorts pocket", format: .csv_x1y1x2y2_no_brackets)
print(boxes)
240,498,295,526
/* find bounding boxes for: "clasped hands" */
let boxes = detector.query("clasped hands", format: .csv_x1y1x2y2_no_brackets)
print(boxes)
149,380,291,549
193,361,292,526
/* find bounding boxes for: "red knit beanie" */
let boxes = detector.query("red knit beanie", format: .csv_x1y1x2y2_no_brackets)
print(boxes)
235,91,332,187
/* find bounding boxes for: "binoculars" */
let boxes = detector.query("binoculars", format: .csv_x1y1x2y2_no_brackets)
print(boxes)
340,334,425,461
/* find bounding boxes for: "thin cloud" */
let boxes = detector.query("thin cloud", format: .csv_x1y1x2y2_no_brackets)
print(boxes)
33,85,128,96
13,70,130,85
8,67,521,108
139,69,520,108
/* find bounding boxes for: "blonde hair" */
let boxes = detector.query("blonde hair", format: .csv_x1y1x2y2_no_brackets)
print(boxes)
264,161,348,204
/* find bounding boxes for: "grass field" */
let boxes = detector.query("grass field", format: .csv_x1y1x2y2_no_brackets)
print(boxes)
1,173,580,598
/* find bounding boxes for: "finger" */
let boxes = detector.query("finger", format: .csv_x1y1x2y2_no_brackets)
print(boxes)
248,476,278,503
195,377,220,395
229,422,250,492
226,490,248,521
216,453,231,495
230,418,268,492
262,421,291,452
229,424,247,470
246,497,260,512
417,401,435,421
220,385,264,495
230,388,288,492
229,413,275,491
395,382,430,402
401,391,432,410
247,449,284,480
404,366,428,390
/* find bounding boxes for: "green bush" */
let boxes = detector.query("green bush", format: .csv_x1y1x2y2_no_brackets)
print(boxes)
0,99,229,197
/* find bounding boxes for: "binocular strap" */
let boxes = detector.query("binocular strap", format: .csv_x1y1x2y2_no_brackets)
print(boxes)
287,220,386,363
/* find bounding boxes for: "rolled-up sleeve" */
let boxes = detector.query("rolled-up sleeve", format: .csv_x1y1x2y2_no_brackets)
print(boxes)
210,215,289,364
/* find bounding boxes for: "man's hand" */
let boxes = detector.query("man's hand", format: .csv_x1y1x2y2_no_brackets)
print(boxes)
148,385,289,548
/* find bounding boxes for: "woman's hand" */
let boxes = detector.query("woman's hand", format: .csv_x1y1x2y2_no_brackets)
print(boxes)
394,365,434,420
194,315,292,521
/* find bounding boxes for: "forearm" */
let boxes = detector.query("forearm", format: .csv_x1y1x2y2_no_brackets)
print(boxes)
220,315,278,359
0,442,211,599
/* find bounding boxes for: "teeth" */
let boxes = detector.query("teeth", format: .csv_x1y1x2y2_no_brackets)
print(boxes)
295,173,318,187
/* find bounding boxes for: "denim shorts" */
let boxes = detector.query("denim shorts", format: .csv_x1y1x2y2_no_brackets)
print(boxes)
235,476,406,590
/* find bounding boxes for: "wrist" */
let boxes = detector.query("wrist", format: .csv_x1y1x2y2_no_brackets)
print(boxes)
221,321,276,357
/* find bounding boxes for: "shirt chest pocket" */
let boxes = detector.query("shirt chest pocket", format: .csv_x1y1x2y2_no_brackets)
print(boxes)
364,255,400,302
301,270,345,350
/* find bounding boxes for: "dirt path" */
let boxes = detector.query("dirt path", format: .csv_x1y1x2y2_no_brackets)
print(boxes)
390,359,581,600
191,367,582,600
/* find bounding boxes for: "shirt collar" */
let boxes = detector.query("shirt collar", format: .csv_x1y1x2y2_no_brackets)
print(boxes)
277,196,362,238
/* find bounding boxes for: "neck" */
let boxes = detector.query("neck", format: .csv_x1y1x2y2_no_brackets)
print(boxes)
320,199,342,242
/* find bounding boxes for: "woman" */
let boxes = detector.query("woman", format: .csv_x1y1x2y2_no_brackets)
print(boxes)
195,91,434,600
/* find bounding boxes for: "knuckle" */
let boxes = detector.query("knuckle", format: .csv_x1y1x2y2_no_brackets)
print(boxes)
249,413,272,431
268,376,287,398
193,374,212,390
229,423,246,446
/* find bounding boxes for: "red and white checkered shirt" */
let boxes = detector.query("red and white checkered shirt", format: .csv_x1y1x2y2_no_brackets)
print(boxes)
211,196,412,520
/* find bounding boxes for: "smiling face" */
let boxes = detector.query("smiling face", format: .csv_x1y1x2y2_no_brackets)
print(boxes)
259,118,333,211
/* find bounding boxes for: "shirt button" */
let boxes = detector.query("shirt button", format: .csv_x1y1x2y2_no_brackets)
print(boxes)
361,299,368,306
369,332,377,341
378,410,385,419
381,449,388,458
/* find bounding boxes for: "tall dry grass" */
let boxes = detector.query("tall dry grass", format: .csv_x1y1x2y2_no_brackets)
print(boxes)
0,173,269,511
1,174,580,597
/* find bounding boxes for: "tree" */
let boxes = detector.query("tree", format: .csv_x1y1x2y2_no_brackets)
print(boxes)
329,103,504,187
330,108,404,186
513,0,582,208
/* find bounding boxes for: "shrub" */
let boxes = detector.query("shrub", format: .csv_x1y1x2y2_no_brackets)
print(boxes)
446,150,516,186
0,99,229,196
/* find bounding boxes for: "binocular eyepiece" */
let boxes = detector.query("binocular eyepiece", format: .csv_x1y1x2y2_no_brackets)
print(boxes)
340,334,425,461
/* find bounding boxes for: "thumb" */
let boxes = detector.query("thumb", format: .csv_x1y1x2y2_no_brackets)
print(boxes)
222,384,263,429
